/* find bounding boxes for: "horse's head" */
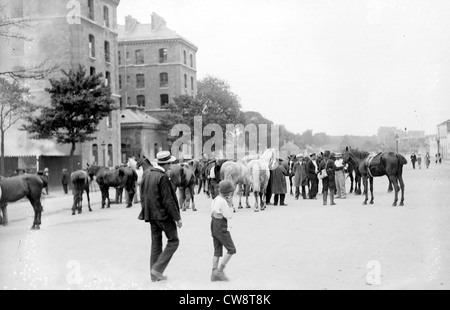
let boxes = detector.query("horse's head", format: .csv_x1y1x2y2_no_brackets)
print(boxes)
86,165,99,181
127,157,137,169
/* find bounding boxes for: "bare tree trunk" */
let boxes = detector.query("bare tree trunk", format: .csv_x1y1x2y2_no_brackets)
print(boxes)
0,129,4,176
69,142,76,173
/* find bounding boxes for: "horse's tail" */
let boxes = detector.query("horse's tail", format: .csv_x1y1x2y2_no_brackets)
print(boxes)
396,154,407,177
251,163,261,192
39,175,49,190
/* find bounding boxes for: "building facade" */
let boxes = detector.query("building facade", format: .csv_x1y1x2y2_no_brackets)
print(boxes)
0,0,122,168
117,13,198,160
437,119,450,159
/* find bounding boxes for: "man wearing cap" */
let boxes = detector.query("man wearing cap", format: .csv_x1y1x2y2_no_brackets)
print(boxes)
293,154,308,200
307,153,319,200
210,180,237,282
318,151,337,206
334,153,346,199
140,151,182,282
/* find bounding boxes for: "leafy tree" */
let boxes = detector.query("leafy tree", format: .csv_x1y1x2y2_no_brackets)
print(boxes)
22,66,117,169
0,78,37,174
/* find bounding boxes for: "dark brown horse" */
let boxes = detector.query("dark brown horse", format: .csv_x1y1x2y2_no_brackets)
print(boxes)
70,170,92,215
0,174,48,230
170,164,197,212
343,148,407,206
86,165,137,209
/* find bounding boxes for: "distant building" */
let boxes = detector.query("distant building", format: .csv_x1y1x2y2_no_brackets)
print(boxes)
117,13,198,160
437,119,450,159
0,0,122,168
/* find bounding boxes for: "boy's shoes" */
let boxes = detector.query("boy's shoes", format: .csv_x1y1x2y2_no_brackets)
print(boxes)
212,269,229,281
151,269,168,281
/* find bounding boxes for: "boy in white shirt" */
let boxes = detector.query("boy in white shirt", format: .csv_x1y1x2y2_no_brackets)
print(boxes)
210,180,237,282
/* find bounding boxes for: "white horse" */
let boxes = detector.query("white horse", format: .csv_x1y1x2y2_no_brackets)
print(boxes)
245,149,278,212
127,157,144,204
220,154,259,209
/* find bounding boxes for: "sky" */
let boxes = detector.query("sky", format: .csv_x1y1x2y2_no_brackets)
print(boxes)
117,0,450,136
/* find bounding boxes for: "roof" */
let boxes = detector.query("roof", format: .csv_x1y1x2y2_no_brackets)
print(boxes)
118,23,198,50
437,119,450,127
120,108,161,126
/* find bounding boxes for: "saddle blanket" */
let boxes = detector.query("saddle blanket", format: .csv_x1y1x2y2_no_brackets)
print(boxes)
365,152,382,168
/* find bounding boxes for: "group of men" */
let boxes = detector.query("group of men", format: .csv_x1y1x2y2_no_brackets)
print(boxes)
278,151,348,206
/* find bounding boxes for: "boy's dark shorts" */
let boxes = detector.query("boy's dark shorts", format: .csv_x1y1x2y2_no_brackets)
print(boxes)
211,217,236,257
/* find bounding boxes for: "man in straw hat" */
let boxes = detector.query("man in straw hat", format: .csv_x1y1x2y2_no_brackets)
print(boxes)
140,151,182,282
210,180,237,282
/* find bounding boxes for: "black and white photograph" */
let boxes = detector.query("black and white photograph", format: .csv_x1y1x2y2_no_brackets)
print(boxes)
0,0,449,293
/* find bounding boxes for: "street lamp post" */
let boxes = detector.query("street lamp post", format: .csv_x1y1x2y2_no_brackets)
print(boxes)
395,134,399,154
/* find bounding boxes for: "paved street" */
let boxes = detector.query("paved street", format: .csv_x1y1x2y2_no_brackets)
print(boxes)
1,161,449,290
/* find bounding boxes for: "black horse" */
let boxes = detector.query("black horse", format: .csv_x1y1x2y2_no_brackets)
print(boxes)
70,170,92,215
345,158,362,195
86,165,137,209
0,174,48,230
343,148,407,206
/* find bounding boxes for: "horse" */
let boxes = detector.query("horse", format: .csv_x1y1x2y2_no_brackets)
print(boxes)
86,165,138,209
70,170,92,215
169,164,197,212
0,174,48,230
220,154,259,209
345,158,362,195
342,148,407,206
245,149,278,212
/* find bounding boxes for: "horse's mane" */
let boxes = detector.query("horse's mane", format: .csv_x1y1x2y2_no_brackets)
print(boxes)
348,148,370,160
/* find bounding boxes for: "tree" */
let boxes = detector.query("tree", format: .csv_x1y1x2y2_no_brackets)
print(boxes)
22,66,118,170
0,78,37,175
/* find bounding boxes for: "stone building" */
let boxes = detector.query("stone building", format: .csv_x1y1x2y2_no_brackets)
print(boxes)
437,119,450,159
117,13,198,160
0,0,122,168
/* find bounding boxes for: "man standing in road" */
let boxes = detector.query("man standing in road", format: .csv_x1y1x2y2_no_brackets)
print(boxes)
61,169,70,194
140,151,182,282
307,153,319,200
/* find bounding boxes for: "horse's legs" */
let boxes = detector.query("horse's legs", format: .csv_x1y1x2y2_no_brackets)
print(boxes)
78,194,83,214
179,188,186,211
260,192,265,210
349,172,354,194
189,185,197,211
387,176,393,193
86,188,92,212
369,177,374,204
0,204,8,226
126,185,135,209
398,174,405,206
388,175,399,206
29,197,43,230
362,176,368,205
72,194,77,215
254,191,259,212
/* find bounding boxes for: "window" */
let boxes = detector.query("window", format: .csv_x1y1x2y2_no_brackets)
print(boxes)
127,97,131,106
89,34,95,58
107,144,113,167
160,94,169,107
160,73,168,88
126,50,130,60
104,41,110,62
119,97,123,109
191,76,194,91
118,51,121,65
88,0,94,20
184,74,188,89
183,50,187,65
105,71,111,87
11,0,23,18
159,48,167,63
137,95,145,107
11,39,24,56
119,75,122,89
107,112,113,128
103,6,110,28
190,54,194,68
90,67,96,76
135,50,144,64
127,75,131,84
92,144,99,166
136,74,145,89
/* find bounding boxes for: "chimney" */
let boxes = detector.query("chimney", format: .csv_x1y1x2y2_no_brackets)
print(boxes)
151,12,166,31
125,15,138,32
